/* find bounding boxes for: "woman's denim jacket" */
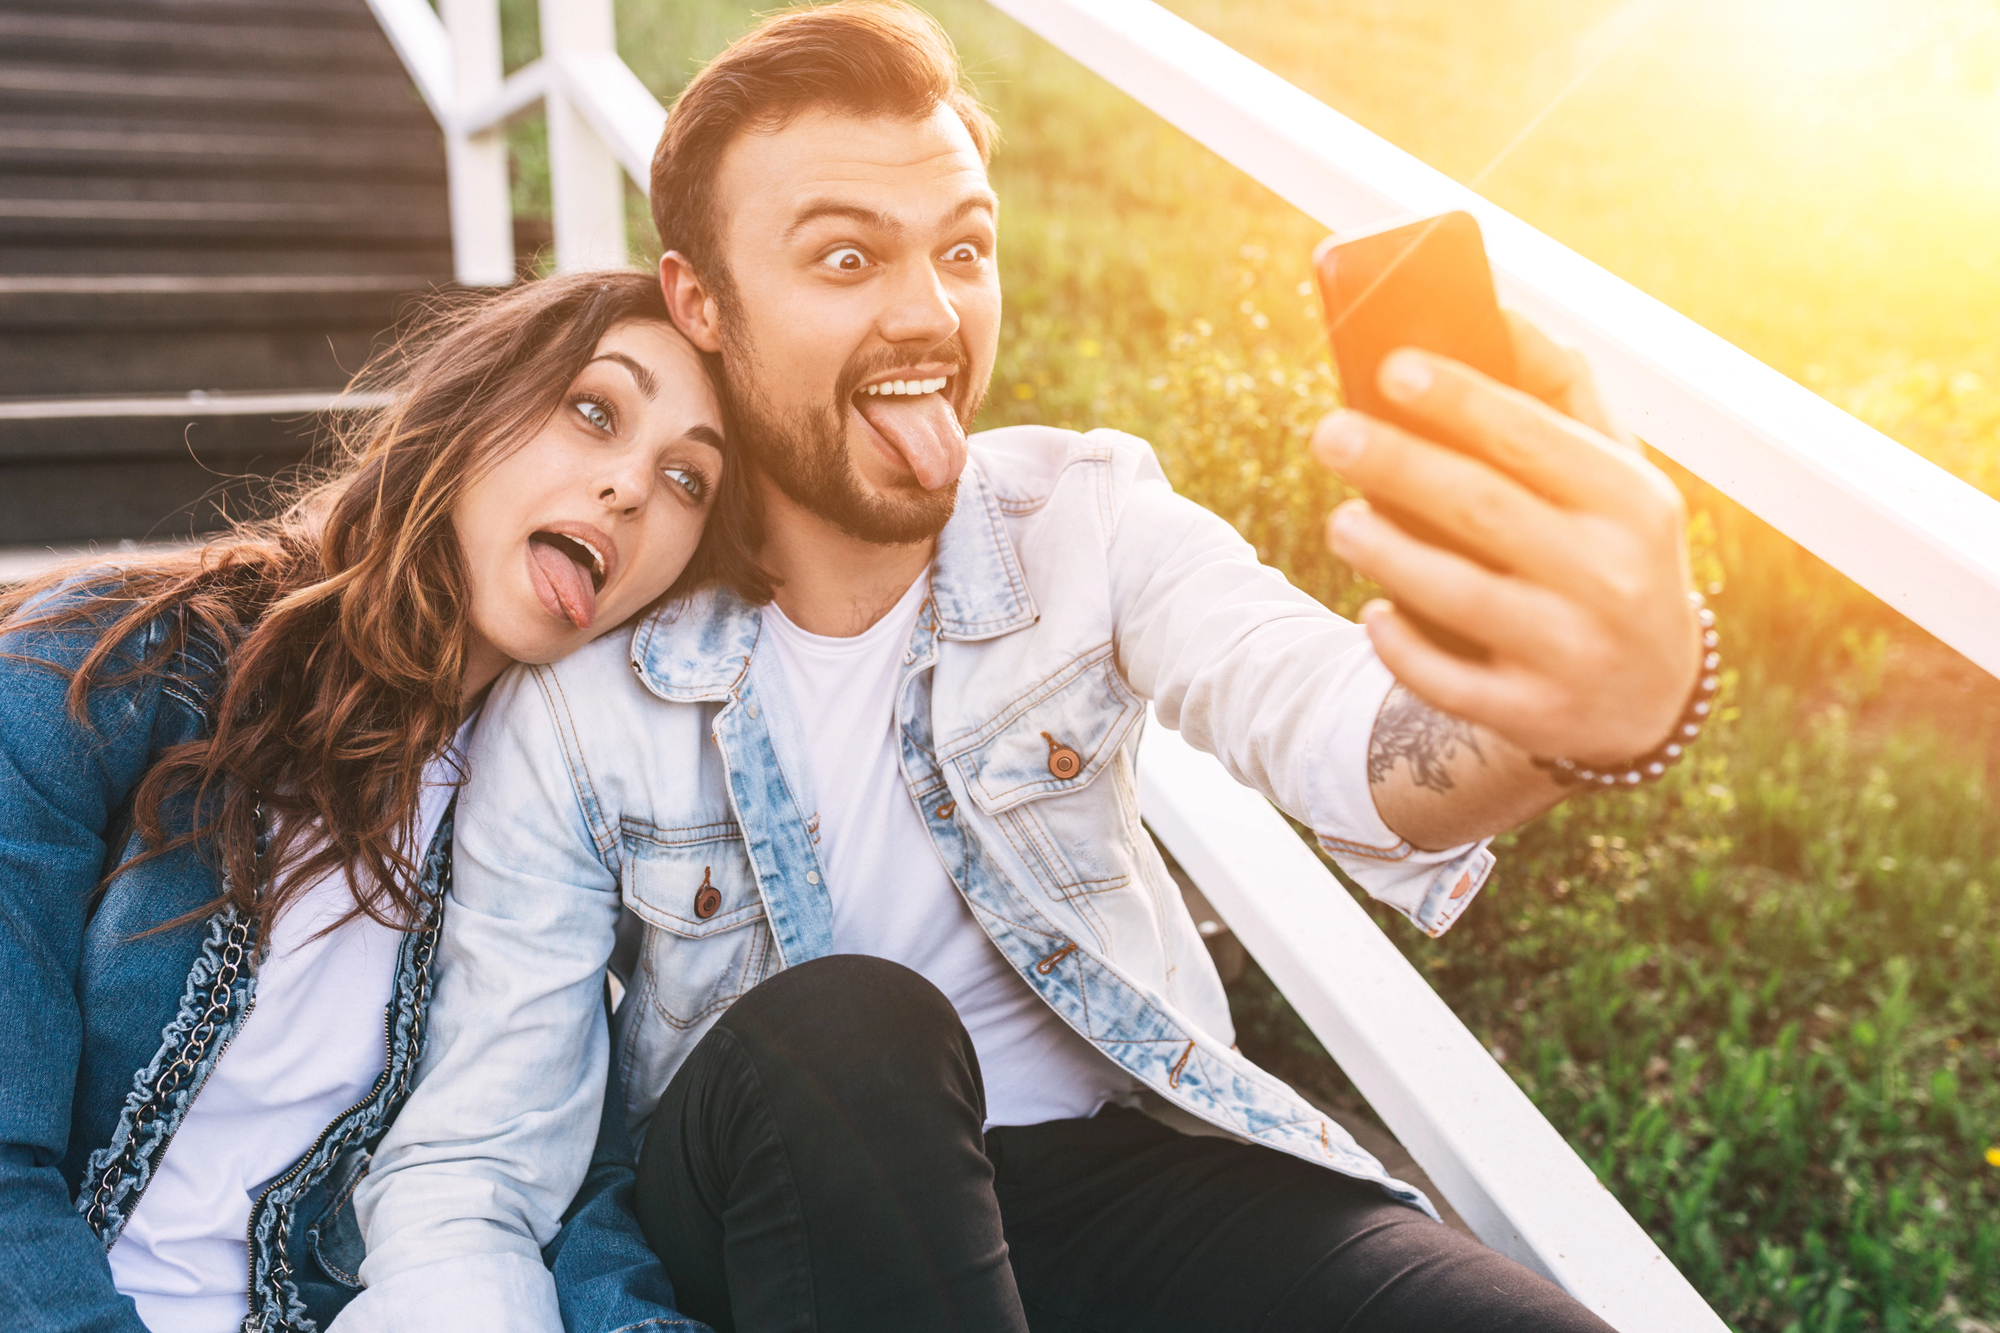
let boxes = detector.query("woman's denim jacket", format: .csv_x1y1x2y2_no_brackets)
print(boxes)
0,596,449,1333
345,427,1498,1333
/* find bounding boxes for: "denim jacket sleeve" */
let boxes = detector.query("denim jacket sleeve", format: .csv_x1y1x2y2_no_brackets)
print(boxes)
1097,430,1494,934
343,662,630,1333
541,1051,713,1333
0,606,180,1333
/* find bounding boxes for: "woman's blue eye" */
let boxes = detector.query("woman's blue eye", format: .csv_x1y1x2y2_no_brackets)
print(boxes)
576,399,612,431
665,466,708,501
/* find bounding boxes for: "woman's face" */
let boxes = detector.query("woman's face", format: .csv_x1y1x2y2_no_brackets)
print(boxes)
456,319,725,680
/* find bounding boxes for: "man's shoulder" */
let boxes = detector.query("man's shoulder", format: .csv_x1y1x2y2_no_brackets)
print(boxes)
968,424,1170,515
483,623,650,732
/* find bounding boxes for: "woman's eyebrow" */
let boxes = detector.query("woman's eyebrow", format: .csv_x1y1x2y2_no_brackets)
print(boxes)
683,424,725,451
587,352,658,399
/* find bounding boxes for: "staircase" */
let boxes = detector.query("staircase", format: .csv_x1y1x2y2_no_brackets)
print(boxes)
0,0,454,549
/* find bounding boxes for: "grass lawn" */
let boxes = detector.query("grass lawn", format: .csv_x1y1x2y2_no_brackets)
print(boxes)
509,1,2000,1325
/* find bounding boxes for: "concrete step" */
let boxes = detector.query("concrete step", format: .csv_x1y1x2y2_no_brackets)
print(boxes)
0,114,445,179
0,9,399,75
0,390,385,543
0,274,435,331
0,243,454,277
2,323,395,396
0,62,430,125
0,187,451,246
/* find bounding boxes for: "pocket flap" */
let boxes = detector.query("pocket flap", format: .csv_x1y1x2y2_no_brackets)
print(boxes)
949,651,1144,815
621,822,766,938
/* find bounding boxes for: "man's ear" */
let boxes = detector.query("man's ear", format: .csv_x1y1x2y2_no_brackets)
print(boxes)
659,251,724,354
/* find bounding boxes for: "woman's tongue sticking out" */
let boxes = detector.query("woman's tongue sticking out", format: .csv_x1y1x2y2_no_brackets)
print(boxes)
528,533,599,629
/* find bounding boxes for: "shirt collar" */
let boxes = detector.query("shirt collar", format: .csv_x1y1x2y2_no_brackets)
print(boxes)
631,455,1037,702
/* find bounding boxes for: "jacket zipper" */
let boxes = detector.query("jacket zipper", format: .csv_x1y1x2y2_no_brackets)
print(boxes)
130,991,255,1219
242,1004,395,1319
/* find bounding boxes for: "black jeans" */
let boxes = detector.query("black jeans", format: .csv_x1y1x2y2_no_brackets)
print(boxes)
634,955,1615,1333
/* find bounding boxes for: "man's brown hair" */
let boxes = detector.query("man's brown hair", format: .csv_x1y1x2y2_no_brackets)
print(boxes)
650,0,996,297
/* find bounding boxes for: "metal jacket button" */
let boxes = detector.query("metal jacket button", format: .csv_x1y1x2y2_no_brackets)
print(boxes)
1042,732,1081,780
694,866,721,920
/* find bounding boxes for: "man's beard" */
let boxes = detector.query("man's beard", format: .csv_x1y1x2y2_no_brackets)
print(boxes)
720,331,983,546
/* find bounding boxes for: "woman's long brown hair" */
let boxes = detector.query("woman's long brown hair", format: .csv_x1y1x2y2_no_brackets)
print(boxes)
0,269,764,935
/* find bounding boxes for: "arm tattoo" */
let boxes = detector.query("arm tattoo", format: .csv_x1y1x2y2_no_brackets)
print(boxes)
1367,683,1484,794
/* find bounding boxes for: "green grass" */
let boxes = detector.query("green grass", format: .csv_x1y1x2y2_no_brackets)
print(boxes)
502,1,2000,1325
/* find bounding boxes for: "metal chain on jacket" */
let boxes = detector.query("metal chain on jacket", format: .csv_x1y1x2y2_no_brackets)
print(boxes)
81,908,259,1236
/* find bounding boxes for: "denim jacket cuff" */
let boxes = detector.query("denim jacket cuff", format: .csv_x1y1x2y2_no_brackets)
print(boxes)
1302,651,1496,937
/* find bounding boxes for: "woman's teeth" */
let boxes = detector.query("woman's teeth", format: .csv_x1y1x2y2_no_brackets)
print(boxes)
862,377,949,396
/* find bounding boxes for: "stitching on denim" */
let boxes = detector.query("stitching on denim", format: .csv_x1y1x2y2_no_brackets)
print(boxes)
306,1162,369,1287
77,905,257,1248
938,644,1118,757
620,818,743,847
1316,832,1415,862
537,666,618,861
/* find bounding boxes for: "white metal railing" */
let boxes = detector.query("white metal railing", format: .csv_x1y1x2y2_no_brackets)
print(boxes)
366,0,663,280
337,0,2000,1326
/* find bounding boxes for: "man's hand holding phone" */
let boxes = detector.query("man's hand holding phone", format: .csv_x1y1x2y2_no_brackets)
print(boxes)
1313,311,1704,847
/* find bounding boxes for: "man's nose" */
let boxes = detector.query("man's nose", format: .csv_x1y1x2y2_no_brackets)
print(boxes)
877,257,961,348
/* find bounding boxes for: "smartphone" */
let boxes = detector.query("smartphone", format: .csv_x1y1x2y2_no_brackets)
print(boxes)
1313,210,1515,659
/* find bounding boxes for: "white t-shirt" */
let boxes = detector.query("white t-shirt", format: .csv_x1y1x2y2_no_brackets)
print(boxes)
107,733,468,1333
761,575,1135,1129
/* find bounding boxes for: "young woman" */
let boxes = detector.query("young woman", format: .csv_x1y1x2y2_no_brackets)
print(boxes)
0,269,761,1333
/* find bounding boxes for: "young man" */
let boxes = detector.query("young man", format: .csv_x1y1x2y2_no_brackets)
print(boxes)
341,5,1703,1331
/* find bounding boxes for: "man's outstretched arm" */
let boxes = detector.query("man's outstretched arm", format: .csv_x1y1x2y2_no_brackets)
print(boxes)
1315,313,1702,851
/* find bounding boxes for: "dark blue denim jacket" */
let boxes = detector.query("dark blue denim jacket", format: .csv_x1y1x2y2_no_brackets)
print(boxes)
0,596,446,1333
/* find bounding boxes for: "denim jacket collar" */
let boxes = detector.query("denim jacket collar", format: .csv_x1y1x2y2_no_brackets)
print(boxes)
628,461,1038,705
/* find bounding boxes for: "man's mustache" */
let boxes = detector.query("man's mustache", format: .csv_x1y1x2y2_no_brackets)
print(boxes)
835,340,975,414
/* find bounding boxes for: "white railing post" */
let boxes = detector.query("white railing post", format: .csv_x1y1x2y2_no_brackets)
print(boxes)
540,0,629,271
440,0,515,285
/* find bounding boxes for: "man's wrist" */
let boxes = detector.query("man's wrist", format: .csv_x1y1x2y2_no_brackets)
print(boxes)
1534,593,1721,790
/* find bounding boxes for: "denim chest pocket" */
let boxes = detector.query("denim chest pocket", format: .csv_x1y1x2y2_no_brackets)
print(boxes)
947,649,1148,899
621,821,777,1029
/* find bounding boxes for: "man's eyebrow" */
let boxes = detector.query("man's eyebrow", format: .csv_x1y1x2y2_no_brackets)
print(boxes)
782,190,1000,244
948,191,999,225
783,201,900,243
586,352,657,400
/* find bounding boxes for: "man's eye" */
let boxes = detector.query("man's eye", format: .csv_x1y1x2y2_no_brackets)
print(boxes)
823,246,868,273
944,243,982,263
575,399,613,432
665,466,709,501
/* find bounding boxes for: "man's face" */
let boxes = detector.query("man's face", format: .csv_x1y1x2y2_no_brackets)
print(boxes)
706,104,1000,544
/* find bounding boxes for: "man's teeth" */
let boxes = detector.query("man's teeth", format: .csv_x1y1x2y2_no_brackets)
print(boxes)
862,377,950,396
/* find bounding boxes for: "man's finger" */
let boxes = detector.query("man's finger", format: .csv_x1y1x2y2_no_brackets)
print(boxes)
1377,349,1674,520
1327,500,1592,672
1358,602,1529,731
1501,310,1632,450
1314,409,1603,596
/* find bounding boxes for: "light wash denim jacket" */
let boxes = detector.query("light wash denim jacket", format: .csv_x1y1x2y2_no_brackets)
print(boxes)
344,426,1496,1332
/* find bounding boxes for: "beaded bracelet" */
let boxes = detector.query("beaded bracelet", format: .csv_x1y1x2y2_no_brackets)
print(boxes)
1532,592,1722,789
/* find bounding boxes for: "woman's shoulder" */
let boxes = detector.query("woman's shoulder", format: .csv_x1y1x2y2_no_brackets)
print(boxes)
0,572,227,718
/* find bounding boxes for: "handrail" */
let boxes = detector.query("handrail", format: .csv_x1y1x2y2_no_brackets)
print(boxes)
1140,716,1726,1329
988,0,2000,682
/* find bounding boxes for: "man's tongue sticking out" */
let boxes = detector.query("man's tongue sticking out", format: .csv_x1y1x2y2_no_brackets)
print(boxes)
854,389,967,492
